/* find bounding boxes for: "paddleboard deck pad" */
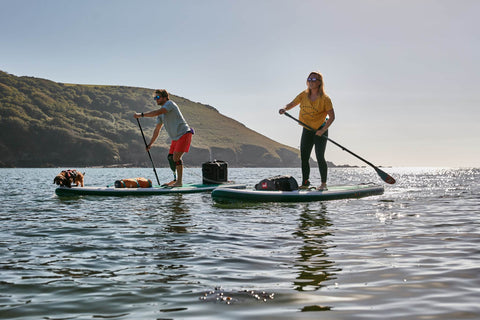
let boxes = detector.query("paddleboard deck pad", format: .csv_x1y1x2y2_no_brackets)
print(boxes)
56,183,246,197
211,184,384,203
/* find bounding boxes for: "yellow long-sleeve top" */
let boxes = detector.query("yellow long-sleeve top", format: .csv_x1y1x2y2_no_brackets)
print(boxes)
293,91,333,130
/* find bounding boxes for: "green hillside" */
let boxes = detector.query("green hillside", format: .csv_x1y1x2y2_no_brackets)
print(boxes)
0,70,303,168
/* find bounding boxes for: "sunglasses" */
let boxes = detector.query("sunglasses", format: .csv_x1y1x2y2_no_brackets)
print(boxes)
307,77,320,82
153,95,162,100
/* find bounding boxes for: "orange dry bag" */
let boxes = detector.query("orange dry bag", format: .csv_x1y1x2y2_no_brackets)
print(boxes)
114,177,152,188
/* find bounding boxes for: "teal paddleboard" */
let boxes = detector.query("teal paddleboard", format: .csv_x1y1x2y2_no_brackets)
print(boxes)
211,184,384,203
55,183,246,197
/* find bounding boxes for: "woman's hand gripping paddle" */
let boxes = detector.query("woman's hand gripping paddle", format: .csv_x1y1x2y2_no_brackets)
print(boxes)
136,118,161,185
283,112,396,184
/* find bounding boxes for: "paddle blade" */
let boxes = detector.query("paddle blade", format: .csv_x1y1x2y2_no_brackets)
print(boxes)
375,167,396,184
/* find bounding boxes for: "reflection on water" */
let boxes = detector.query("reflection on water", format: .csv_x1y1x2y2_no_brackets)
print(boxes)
163,194,190,233
294,204,338,293
146,195,194,288
0,167,479,319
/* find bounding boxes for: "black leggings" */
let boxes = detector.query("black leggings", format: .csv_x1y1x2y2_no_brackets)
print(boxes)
300,128,328,184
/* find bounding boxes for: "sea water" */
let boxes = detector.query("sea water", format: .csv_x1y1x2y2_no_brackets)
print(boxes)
0,167,478,319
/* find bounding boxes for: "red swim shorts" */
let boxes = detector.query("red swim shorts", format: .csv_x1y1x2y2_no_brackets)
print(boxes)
169,132,193,154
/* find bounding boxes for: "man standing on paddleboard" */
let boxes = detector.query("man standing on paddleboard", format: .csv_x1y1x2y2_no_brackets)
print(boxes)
134,89,193,187
279,71,335,191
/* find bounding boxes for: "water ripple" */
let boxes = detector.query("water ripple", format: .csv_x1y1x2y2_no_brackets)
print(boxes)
0,167,479,319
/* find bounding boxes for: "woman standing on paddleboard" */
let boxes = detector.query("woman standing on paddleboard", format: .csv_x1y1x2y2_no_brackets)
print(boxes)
279,71,335,191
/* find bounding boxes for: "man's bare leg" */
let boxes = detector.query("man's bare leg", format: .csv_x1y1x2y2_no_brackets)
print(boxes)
171,151,185,187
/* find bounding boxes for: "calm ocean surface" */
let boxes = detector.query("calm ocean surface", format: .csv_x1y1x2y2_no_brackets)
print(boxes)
0,167,478,320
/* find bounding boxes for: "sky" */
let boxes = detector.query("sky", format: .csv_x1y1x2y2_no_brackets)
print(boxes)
1,0,479,167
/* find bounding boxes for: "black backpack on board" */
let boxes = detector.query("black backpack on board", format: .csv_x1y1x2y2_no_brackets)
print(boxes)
254,175,299,191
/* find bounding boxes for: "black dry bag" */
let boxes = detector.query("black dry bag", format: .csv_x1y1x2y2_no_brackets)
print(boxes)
202,160,228,184
254,175,299,191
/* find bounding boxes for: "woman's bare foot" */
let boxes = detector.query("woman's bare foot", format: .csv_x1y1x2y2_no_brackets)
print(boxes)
317,183,328,191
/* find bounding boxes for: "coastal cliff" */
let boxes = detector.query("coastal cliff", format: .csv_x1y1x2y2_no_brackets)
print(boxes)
0,71,321,168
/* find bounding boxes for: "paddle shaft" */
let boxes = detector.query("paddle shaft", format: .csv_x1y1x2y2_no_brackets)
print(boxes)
283,112,395,184
136,118,161,185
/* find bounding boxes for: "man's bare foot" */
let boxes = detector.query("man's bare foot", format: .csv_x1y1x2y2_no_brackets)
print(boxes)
162,180,177,187
171,181,183,187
